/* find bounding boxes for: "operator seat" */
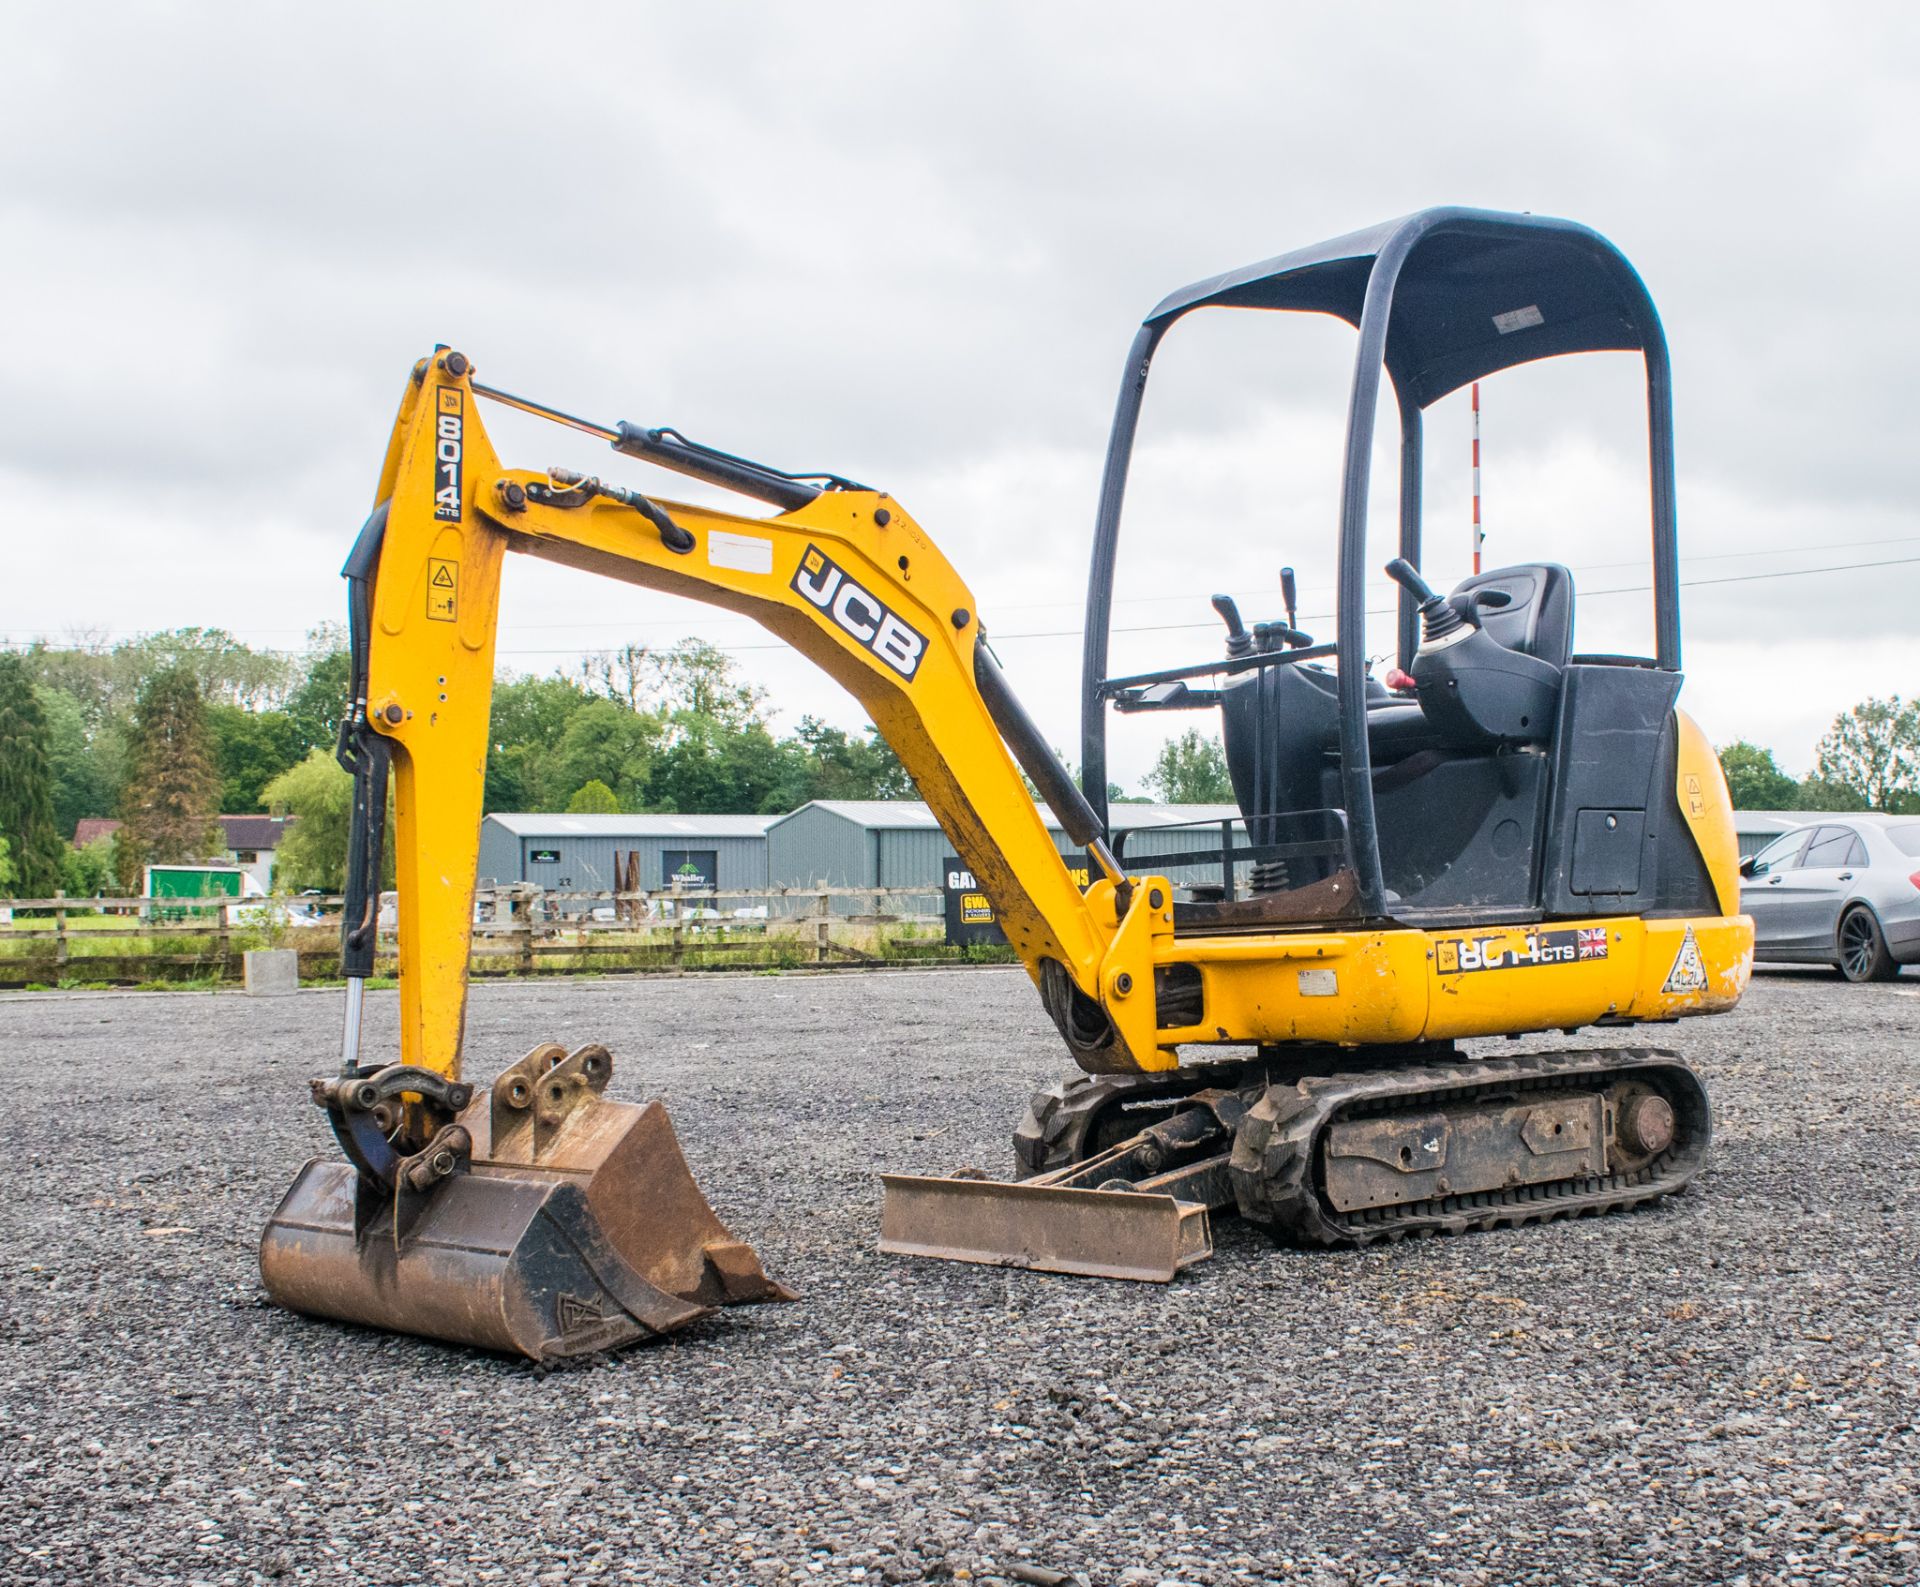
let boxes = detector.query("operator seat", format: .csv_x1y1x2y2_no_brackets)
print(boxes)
1363,561,1575,759
1454,563,1574,670
1220,562,1577,829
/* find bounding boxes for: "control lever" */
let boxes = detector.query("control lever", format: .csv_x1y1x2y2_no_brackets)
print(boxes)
1383,558,1440,605
1253,620,1314,653
1211,595,1253,658
1384,558,1473,645
1280,566,1300,632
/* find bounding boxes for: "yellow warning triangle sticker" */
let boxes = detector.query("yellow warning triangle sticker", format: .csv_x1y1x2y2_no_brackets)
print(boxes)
430,564,455,587
1661,925,1708,995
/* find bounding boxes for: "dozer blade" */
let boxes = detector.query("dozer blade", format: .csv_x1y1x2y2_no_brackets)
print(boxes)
260,1044,792,1361
878,1174,1212,1283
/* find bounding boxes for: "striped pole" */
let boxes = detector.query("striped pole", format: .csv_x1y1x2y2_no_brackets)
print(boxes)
1471,381,1483,575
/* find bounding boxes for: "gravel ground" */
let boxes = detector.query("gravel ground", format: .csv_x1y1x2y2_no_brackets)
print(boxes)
1,965,1916,1586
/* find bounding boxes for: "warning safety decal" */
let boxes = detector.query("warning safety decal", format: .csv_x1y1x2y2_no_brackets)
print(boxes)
1661,925,1709,994
1435,927,1610,975
426,557,458,622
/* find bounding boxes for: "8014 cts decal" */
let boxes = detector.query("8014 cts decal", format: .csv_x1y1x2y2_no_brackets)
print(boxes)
433,387,464,521
791,545,927,680
1436,927,1609,974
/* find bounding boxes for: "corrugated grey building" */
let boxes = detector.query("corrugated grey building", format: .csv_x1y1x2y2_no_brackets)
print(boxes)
477,813,775,898
766,800,1247,912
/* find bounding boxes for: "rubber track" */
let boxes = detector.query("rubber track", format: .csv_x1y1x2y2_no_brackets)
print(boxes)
1228,1047,1711,1247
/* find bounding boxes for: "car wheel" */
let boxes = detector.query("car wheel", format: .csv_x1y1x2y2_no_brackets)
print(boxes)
1838,906,1897,983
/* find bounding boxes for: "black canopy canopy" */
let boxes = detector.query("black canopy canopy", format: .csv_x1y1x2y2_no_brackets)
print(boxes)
1144,207,1665,409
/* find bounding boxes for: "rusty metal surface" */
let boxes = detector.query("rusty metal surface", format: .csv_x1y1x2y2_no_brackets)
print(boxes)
878,1174,1212,1282
260,1042,791,1360
1322,1095,1607,1213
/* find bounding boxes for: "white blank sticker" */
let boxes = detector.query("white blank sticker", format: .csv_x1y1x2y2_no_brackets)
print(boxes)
708,531,774,575
1298,968,1338,997
1492,304,1545,335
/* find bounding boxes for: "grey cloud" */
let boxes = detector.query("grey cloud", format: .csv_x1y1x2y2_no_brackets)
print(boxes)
1,1,1914,781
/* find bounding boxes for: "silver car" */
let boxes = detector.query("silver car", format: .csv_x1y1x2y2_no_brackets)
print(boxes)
1739,815,1920,981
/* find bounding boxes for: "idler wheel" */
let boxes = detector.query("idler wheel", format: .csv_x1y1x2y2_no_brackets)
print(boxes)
1619,1093,1676,1156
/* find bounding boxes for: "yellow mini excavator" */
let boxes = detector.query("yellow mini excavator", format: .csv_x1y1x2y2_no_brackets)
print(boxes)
260,208,1753,1360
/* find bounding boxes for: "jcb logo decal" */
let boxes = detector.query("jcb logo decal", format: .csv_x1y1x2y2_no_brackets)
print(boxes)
433,387,464,521
791,545,926,681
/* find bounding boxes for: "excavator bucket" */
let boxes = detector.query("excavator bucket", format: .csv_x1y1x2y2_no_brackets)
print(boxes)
260,1043,792,1361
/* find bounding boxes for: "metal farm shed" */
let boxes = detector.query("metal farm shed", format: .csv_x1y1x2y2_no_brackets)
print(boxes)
765,800,1247,912
477,813,775,899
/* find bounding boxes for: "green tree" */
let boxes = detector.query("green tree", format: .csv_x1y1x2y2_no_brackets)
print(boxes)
1795,777,1872,813
546,699,663,810
1144,729,1235,804
646,638,767,729
285,646,353,754
1813,696,1919,813
61,835,116,897
646,717,796,814
579,643,653,711
262,748,394,891
484,674,596,810
208,705,305,813
1716,740,1798,810
116,665,223,891
786,716,915,801
566,778,623,814
21,628,294,727
0,654,67,896
0,836,13,890
37,684,120,838
119,627,297,710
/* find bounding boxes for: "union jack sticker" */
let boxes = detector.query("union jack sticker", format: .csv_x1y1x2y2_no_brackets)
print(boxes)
1577,927,1610,960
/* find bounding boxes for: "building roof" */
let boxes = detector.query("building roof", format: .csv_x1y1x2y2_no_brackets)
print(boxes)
1730,809,1810,832
484,812,779,839
69,815,292,848
769,800,1244,833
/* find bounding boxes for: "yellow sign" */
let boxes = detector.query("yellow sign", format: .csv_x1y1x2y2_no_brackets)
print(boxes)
427,557,457,621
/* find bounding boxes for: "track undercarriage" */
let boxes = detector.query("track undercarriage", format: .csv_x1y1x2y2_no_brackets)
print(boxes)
881,1046,1710,1280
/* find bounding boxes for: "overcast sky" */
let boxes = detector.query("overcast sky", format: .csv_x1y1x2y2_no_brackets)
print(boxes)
4,4,1915,784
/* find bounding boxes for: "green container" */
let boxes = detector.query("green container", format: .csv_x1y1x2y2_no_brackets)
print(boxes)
146,866,245,921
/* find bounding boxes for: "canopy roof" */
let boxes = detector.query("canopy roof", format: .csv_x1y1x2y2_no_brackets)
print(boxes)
1145,207,1663,408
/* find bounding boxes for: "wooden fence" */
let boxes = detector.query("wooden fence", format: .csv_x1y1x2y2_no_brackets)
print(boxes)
0,886,990,989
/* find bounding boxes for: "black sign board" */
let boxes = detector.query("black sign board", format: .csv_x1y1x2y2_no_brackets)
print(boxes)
943,854,1089,946
529,848,560,864
663,848,717,889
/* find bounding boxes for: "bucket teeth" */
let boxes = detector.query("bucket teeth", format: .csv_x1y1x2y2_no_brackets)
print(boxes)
260,1044,791,1361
